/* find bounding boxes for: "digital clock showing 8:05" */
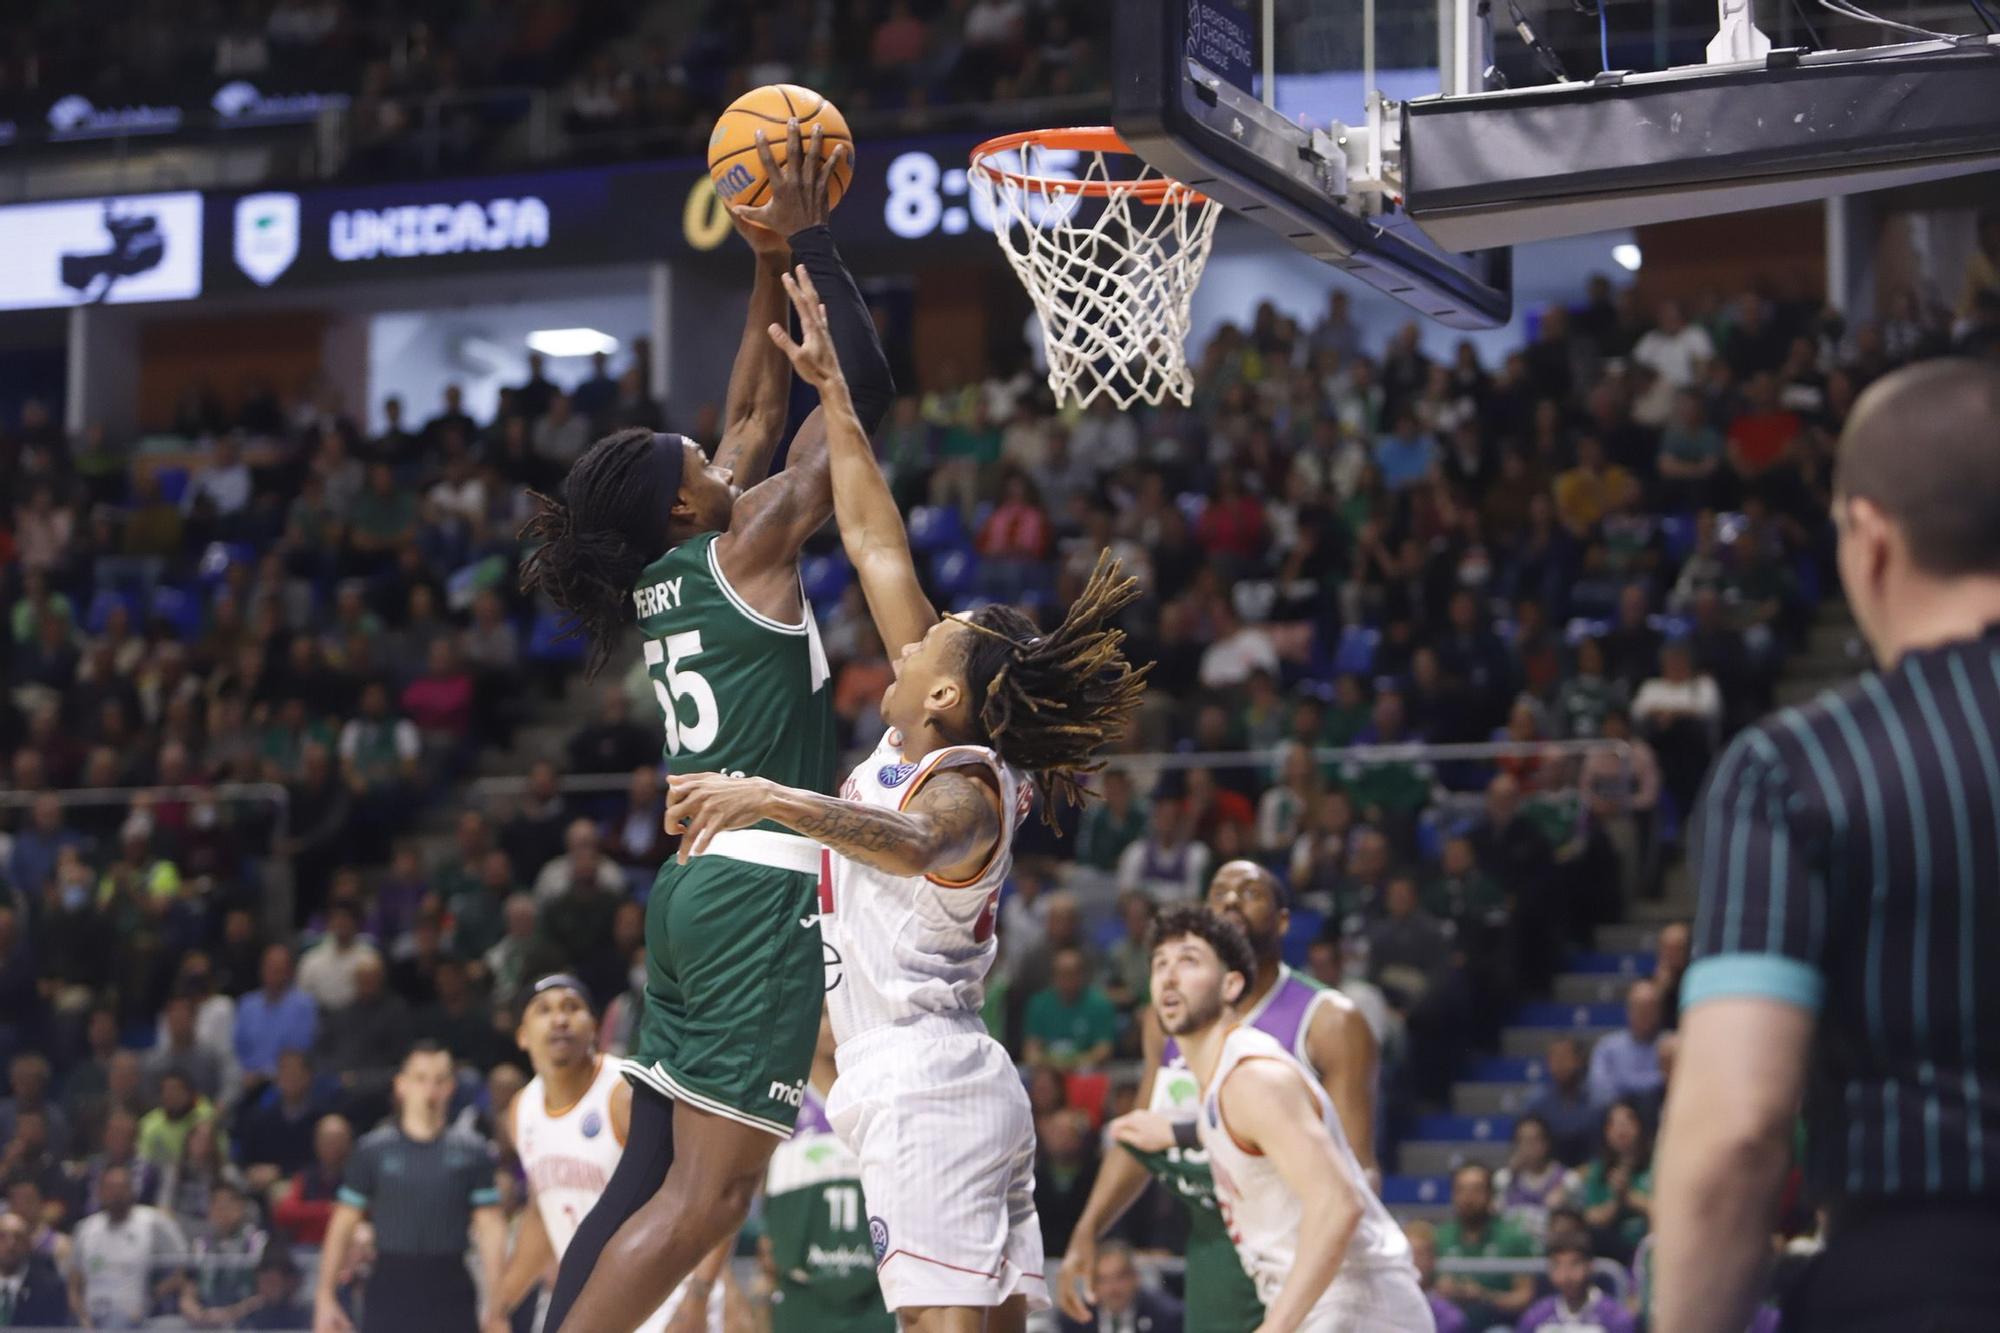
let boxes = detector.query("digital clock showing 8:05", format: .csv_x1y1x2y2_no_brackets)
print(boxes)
880,147,1080,240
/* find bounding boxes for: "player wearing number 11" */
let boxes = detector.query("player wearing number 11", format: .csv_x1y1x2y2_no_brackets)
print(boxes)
665,267,1147,1333
518,118,893,1333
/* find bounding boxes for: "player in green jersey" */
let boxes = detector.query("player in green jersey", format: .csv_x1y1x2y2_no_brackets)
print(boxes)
761,1014,893,1333
520,120,893,1333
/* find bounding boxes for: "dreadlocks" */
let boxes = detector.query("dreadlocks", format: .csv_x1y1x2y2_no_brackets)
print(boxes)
959,550,1150,827
519,428,673,678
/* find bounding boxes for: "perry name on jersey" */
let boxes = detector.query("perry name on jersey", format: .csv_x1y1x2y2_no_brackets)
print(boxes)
820,731,1034,1044
631,532,836,804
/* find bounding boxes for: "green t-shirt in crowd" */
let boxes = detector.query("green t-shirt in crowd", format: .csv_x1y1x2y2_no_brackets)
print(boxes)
1022,985,1119,1062
1435,1213,1540,1294
1578,1159,1655,1249
1076,803,1148,872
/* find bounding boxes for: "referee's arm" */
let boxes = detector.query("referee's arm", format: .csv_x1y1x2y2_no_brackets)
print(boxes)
1655,733,1823,1333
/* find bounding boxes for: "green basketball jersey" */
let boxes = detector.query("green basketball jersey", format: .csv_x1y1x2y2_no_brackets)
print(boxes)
1127,1063,1265,1332
631,532,837,813
764,1091,892,1333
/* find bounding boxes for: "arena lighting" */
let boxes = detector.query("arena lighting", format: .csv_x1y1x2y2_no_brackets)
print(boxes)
1612,243,1642,272
527,328,620,357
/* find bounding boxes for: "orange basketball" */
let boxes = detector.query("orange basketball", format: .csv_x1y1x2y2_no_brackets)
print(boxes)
707,84,854,212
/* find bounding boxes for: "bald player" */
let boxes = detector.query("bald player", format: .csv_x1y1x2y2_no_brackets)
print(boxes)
1057,861,1380,1330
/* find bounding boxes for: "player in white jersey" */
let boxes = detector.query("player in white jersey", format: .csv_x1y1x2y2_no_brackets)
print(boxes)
665,269,1147,1332
492,976,734,1333
1147,908,1426,1333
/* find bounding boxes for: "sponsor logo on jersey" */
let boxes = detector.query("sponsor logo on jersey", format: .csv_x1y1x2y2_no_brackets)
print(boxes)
768,1078,805,1108
877,760,919,788
868,1216,890,1264
1165,1073,1200,1107
580,1110,603,1139
807,1243,876,1275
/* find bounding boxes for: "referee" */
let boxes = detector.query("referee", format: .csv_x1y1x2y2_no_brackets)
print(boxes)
1655,357,2000,1331
314,1042,506,1333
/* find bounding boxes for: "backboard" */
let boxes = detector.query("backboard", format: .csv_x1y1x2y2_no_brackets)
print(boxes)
1113,0,1515,329
1113,0,2000,331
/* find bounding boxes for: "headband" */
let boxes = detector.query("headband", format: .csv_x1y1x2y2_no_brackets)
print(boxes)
529,973,593,1007
636,432,689,558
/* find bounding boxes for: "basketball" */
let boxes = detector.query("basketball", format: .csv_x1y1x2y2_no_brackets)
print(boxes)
708,84,854,213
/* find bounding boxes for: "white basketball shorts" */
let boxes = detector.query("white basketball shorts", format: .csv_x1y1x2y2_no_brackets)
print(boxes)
1296,1263,1434,1332
827,1018,1049,1313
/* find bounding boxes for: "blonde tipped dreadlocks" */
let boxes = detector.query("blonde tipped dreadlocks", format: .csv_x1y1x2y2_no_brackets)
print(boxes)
958,550,1151,827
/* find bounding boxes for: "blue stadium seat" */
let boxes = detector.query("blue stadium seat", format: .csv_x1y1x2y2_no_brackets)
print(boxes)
1280,906,1324,967
931,549,978,600
1512,1001,1626,1029
802,553,851,604
1333,625,1379,677
148,585,202,640
152,467,190,505
906,505,964,553
1410,1113,1515,1143
84,588,138,635
1175,492,1208,525
1464,1055,1547,1083
1379,1175,1451,1206
1659,514,1696,561
527,609,585,663
1565,617,1612,645
197,541,258,583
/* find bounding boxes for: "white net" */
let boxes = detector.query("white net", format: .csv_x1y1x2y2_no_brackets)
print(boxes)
973,136,1221,410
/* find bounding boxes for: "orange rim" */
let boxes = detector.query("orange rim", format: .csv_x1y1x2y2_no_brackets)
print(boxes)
969,126,1210,205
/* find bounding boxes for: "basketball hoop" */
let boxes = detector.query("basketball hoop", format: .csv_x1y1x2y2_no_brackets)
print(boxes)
970,128,1220,410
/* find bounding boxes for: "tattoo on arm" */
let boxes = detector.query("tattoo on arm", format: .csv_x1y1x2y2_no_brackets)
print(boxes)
772,770,999,878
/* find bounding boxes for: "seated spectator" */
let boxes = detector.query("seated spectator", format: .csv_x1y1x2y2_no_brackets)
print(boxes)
1578,709,1660,903
1601,585,1662,690
1329,826,1396,925
1653,922,1691,1029
1197,600,1280,691
1075,769,1147,874
0,1054,70,1162
538,853,624,1002
454,851,525,973
312,957,411,1117
297,902,382,1012
401,639,476,757
137,1072,220,1173
1368,874,1463,1103
1556,638,1627,740
1656,388,1723,510
413,959,509,1072
1493,1115,1580,1243
566,689,656,776
0,1109,67,1219
269,1115,352,1246
1339,690,1435,846
484,894,550,1010
1032,1107,1100,1258
1578,1100,1654,1266
232,1049,327,1190
976,472,1051,561
235,1247,308,1330
1631,640,1722,813
61,1008,127,1148
1099,892,1156,1011
1404,1221,1466,1333
1424,835,1505,944
1054,1238,1182,1333
1525,1037,1600,1168
0,1210,71,1327
1587,980,1665,1108
534,819,626,904
1303,937,1397,1058
1516,1237,1634,1332
1023,948,1118,1072
338,683,422,824
1183,767,1254,845
160,1119,244,1230
1256,741,1322,855
1554,435,1639,539
605,769,672,891
1433,1163,1539,1327
67,1163,185,1328
233,945,318,1081
1115,800,1211,901
145,992,234,1107
1375,409,1439,491
1289,789,1358,909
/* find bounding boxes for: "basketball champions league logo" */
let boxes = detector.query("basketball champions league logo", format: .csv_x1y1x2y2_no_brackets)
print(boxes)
234,193,300,286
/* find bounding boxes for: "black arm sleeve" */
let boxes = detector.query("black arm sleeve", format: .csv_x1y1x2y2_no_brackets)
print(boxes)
785,224,895,432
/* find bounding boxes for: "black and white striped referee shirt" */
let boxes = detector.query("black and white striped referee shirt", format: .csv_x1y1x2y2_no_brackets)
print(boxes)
1687,623,2000,1202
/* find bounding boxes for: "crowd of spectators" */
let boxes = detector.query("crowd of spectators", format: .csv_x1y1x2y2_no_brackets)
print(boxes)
3,250,1989,1325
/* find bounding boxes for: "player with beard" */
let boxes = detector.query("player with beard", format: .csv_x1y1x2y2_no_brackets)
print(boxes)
490,976,735,1333
1146,907,1422,1332
1056,861,1380,1330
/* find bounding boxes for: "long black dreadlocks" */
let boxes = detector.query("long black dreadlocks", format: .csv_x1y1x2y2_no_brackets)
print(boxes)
518,427,672,678
958,550,1151,827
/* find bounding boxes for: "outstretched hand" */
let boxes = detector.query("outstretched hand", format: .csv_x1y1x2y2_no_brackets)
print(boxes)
731,116,842,243
765,266,845,394
664,772,773,862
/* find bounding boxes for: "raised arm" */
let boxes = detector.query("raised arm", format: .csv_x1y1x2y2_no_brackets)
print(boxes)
709,227,796,489
714,121,894,620
666,766,998,883
1222,1060,1362,1333
766,265,937,656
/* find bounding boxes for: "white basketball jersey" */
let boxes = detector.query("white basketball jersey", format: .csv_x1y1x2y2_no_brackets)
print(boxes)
516,1058,722,1333
1199,1026,1412,1307
823,731,1033,1046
